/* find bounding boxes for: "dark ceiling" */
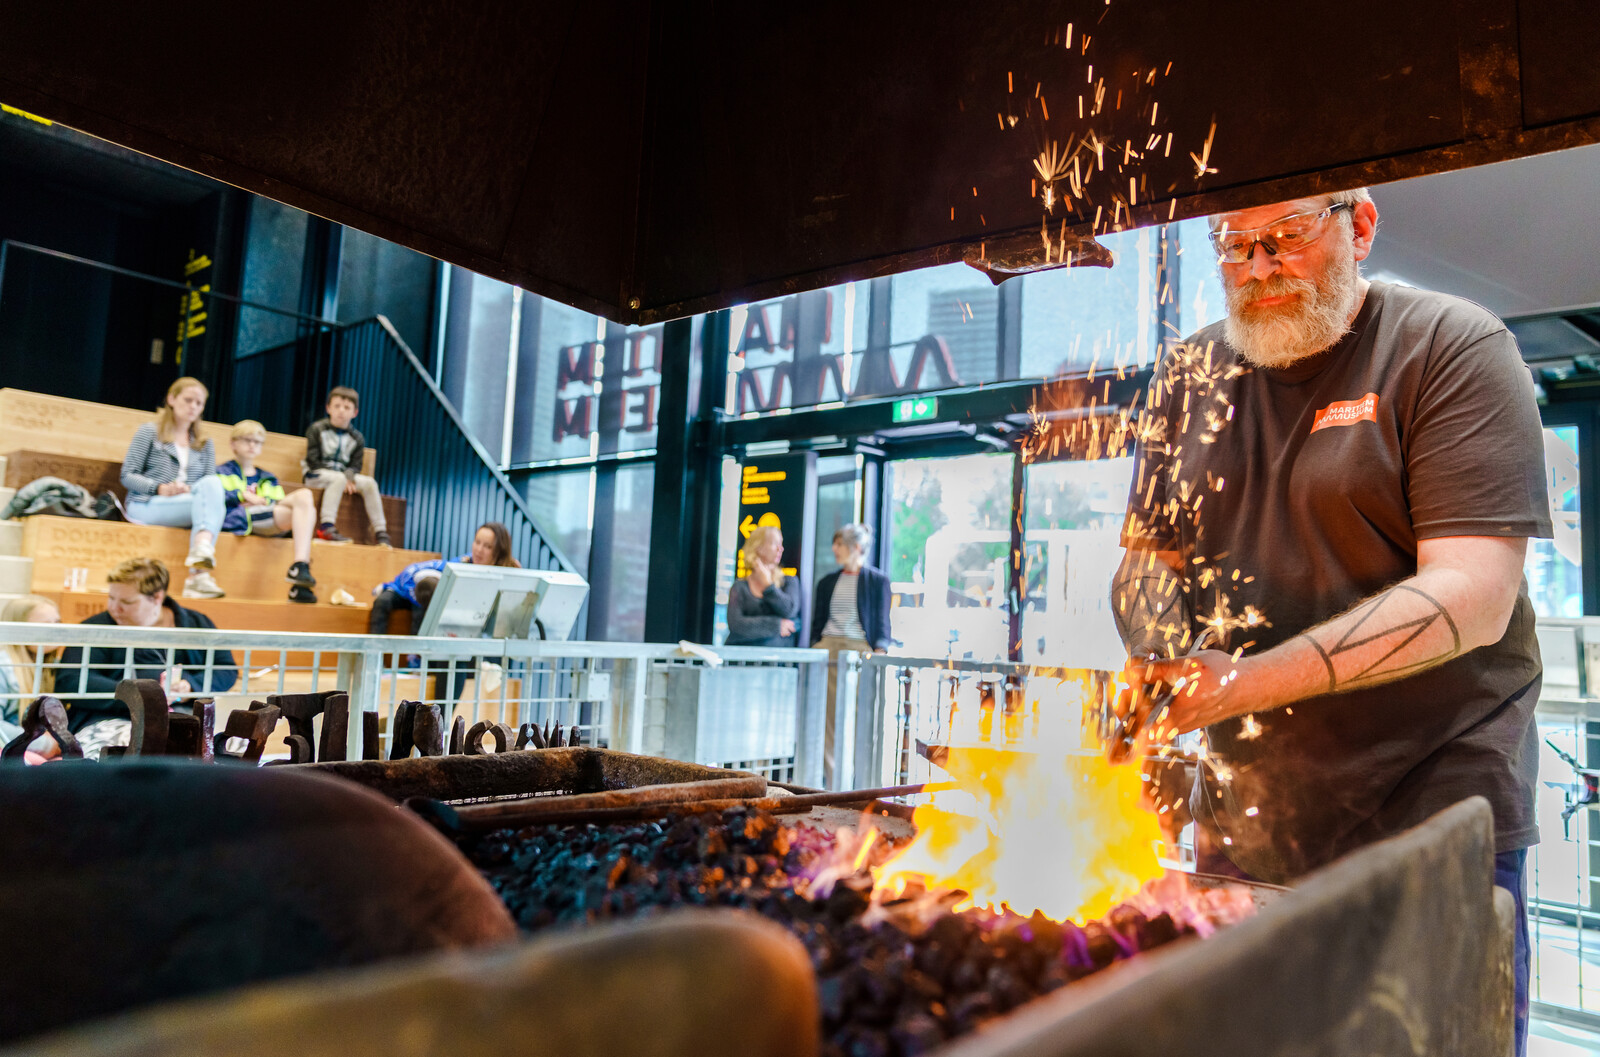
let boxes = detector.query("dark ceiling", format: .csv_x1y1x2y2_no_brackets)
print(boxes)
0,0,1596,324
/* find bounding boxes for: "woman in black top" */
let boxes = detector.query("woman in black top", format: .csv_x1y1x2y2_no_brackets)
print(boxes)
57,557,237,730
725,525,802,647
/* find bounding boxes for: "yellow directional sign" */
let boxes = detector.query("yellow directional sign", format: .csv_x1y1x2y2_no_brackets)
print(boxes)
738,512,781,539
733,455,815,589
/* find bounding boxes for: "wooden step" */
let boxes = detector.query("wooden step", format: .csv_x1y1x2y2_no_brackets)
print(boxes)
3,451,122,499
49,590,410,636
20,516,436,605
0,387,376,486
0,555,30,595
4,449,407,548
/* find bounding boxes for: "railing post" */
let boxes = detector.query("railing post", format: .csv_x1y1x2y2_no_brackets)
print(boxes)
824,651,862,791
851,654,883,790
344,648,383,760
608,655,651,755
794,655,826,789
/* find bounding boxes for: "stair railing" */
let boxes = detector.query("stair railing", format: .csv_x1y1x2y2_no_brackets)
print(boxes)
330,316,577,574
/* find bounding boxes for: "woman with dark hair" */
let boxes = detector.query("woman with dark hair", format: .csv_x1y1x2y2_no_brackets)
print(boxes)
368,522,520,634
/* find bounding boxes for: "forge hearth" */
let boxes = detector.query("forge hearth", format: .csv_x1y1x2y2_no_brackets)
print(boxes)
460,804,1267,1057
0,751,1512,1057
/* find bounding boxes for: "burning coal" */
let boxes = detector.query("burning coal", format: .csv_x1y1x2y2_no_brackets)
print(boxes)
462,804,1255,1057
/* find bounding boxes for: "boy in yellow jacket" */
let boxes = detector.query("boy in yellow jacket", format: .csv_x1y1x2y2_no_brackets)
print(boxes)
218,420,319,603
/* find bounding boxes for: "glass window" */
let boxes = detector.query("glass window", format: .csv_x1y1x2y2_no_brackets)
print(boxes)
710,456,743,645
520,468,595,575
236,198,307,356
890,264,999,388
886,453,1013,660
336,228,437,355
439,268,515,456
1020,457,1136,669
518,299,604,463
512,305,673,464
729,286,864,414
1018,228,1158,377
1528,425,1582,617
593,464,655,641
813,455,862,591
1173,217,1226,337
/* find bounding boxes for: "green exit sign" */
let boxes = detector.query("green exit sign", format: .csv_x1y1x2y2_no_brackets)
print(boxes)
892,396,938,423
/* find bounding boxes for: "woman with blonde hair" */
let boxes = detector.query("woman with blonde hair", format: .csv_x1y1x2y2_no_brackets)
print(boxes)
0,594,62,734
121,376,227,599
725,524,802,647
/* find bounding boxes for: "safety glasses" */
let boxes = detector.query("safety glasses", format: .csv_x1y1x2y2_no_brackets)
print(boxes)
1209,202,1351,264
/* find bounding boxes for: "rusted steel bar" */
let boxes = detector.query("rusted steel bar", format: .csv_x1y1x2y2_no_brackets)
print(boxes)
301,747,760,803
445,781,949,830
447,777,769,829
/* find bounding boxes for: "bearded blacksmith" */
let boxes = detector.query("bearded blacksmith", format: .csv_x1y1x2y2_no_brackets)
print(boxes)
1112,188,1548,1051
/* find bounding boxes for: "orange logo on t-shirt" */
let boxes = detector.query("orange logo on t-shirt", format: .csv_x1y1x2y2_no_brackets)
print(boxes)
1311,393,1379,433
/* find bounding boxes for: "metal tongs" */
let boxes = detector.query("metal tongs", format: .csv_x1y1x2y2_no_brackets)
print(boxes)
1108,628,1217,765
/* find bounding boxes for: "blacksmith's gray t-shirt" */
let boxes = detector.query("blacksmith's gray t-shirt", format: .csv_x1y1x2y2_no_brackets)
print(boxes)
1121,282,1551,883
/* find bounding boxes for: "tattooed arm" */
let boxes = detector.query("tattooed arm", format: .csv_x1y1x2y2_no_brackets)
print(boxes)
1111,548,1195,659
1131,535,1528,737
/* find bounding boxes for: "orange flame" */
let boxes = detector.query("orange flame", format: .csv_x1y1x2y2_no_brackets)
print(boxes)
872,735,1165,923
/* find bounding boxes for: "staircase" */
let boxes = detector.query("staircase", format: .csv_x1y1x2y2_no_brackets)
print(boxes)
315,317,576,574
0,456,28,603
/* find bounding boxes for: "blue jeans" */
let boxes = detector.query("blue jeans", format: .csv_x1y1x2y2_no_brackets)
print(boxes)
1495,849,1530,1057
127,476,225,552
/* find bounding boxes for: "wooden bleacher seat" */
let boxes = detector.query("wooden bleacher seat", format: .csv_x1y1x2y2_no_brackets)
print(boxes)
51,591,411,636
4,449,407,547
0,389,449,647
0,388,406,545
0,388,375,483
22,516,435,606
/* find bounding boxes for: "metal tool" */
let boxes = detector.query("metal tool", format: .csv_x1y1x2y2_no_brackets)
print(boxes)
1108,628,1216,765
0,696,82,760
1542,737,1600,840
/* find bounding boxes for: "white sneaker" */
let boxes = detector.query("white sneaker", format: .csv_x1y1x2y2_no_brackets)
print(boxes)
185,539,216,570
182,570,225,599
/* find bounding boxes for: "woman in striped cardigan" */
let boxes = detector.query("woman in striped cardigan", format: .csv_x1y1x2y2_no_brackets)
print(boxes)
120,377,227,599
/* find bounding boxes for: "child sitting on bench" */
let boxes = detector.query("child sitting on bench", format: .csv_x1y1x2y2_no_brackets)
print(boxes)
217,420,321,603
303,385,390,546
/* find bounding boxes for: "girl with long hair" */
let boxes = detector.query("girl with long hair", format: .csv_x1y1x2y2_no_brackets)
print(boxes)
120,377,227,599
0,595,62,728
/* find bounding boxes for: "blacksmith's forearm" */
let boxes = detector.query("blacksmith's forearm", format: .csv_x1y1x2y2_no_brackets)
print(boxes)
1240,565,1515,712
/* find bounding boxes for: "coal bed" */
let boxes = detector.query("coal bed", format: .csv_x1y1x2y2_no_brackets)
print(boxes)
459,804,1255,1057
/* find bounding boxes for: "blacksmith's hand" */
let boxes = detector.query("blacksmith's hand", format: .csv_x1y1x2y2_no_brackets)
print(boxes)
1122,649,1242,745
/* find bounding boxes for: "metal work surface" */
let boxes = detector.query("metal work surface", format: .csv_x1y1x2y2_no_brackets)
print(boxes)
302,746,760,802
0,2,1593,321
935,798,1510,1057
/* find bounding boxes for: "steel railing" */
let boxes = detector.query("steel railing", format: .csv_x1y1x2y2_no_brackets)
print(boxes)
0,621,825,767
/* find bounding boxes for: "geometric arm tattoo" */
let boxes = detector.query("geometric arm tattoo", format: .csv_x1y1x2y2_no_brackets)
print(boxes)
1300,584,1463,693
1111,555,1194,659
